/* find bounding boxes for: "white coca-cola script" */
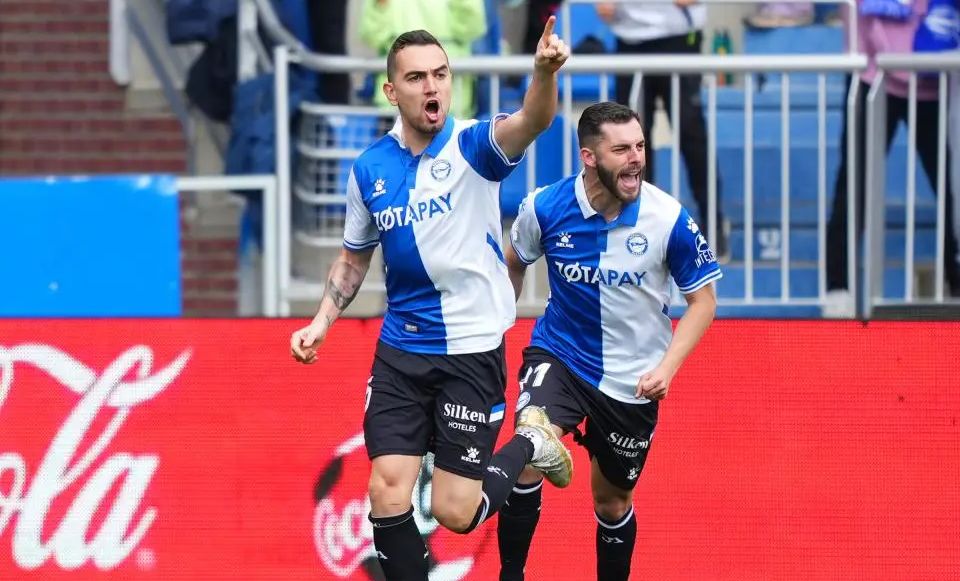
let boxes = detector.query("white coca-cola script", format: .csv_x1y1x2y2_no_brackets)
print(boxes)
0,343,191,570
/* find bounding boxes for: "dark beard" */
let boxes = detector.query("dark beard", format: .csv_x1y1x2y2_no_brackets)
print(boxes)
596,162,644,202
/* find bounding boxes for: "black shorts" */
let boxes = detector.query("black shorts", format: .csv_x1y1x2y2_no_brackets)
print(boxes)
516,347,659,491
363,340,507,479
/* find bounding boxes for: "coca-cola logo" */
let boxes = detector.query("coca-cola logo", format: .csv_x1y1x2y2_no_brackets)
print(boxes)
0,343,191,570
313,433,492,580
312,434,375,577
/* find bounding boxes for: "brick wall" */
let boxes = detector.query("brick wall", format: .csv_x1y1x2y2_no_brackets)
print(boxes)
0,0,239,316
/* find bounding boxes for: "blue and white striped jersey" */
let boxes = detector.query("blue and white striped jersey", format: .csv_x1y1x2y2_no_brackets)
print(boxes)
343,115,521,355
511,174,722,403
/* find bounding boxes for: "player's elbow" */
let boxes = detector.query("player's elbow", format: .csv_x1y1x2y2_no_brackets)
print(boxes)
508,266,526,300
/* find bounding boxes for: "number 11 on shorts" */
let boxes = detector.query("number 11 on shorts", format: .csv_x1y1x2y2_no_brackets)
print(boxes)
519,363,551,392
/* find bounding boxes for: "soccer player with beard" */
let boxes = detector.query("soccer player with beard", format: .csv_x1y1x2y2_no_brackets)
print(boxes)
499,101,721,581
291,19,576,581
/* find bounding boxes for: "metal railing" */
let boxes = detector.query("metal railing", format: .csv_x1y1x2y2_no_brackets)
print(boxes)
175,175,280,317
232,0,960,319
863,53,960,317
272,48,867,316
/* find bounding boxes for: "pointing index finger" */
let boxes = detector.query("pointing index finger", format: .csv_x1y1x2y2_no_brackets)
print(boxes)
541,15,556,43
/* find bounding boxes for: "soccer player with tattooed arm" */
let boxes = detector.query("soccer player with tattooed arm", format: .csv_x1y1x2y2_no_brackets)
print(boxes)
290,17,577,581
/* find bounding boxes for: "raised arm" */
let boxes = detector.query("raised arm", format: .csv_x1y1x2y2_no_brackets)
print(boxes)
493,16,569,159
290,247,375,364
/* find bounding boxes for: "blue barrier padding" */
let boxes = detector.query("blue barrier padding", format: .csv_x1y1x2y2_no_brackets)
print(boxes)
0,175,182,316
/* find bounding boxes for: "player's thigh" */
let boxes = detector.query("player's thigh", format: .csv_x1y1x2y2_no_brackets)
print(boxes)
431,343,508,479
583,395,659,492
515,346,588,432
363,342,434,460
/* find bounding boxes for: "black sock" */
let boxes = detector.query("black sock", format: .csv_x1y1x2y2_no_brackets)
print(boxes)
596,506,637,581
498,479,543,581
459,435,534,534
369,507,428,580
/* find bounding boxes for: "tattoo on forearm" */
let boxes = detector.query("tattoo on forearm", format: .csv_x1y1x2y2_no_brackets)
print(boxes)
324,259,363,312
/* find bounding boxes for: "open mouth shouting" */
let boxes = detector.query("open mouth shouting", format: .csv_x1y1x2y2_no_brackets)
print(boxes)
618,166,642,193
424,98,442,124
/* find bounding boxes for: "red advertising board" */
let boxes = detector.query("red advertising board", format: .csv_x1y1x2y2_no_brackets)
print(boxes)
1,319,958,580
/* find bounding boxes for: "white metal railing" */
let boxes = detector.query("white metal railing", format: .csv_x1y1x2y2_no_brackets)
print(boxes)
175,175,279,316
863,53,960,317
238,0,960,319
560,0,858,223
273,46,866,315
286,103,390,309
239,0,871,315
106,2,282,316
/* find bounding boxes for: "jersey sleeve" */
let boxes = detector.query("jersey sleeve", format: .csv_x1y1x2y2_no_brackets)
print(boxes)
342,167,380,251
666,207,722,293
509,190,544,265
458,114,524,182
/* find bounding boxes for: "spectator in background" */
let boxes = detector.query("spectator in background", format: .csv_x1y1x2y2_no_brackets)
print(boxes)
307,0,350,103
360,0,488,119
823,0,960,317
597,1,729,260
745,2,815,28
521,1,563,54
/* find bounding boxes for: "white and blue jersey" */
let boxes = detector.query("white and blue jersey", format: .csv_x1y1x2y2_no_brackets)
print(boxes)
511,174,722,403
343,115,521,355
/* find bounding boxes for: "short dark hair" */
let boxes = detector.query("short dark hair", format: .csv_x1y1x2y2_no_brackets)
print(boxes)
577,102,643,148
386,30,446,81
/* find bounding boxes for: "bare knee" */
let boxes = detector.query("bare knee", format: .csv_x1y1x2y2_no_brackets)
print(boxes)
593,489,633,522
368,461,418,517
431,498,478,533
430,469,484,534
368,474,413,516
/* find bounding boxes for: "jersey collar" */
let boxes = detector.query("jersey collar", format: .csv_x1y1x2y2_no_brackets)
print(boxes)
574,172,641,230
387,115,455,158
574,172,597,218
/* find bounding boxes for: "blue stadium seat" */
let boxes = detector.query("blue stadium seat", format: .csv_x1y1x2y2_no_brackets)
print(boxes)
642,23,947,312
707,262,913,305
716,264,820,299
